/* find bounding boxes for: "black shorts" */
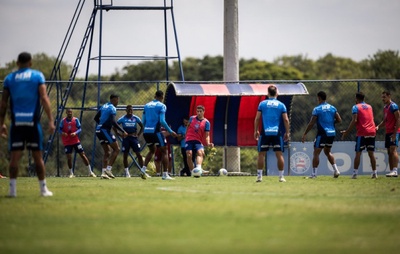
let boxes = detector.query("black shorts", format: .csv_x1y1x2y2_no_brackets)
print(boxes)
355,136,375,152
64,143,84,154
95,128,117,144
9,123,43,151
143,132,166,147
257,134,284,152
121,136,141,154
314,134,335,148
385,133,399,148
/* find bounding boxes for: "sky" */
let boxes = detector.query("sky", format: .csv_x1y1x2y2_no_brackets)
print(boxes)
1,0,399,77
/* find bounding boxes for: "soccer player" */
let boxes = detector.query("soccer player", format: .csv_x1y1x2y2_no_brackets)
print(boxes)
0,52,55,197
177,116,191,176
94,94,128,179
341,92,377,179
376,90,400,177
254,85,290,183
59,108,96,178
141,90,177,180
185,106,214,175
116,105,144,178
302,91,342,178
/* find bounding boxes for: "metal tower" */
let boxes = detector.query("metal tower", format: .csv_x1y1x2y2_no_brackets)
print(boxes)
43,0,184,175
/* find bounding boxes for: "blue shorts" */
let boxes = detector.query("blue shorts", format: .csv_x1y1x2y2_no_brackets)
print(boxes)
9,123,43,151
314,134,335,148
385,133,399,148
355,136,375,152
95,128,117,144
143,132,166,147
121,136,141,154
257,135,284,152
185,140,204,153
64,143,84,154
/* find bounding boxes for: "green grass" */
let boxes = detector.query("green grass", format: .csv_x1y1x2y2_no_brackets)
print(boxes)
1,175,400,254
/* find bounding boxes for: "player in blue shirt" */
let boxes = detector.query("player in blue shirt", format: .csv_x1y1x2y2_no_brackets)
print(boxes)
94,94,127,179
302,91,342,178
141,90,177,180
116,105,144,178
177,116,191,176
254,85,290,183
0,52,55,197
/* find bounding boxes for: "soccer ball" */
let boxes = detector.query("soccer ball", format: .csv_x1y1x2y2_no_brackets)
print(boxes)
192,168,202,178
218,168,228,176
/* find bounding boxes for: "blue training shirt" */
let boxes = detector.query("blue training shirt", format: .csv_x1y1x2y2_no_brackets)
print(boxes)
96,102,117,131
142,99,172,133
117,114,142,134
258,98,287,136
312,102,337,136
3,67,45,126
177,125,187,148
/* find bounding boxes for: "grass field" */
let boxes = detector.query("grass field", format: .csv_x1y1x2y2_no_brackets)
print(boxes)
1,175,400,254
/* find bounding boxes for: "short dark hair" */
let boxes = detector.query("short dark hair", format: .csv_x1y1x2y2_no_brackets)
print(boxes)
110,94,119,100
155,90,164,98
268,85,277,97
355,92,365,101
317,91,327,101
382,90,391,96
197,105,205,111
126,105,133,110
17,52,32,64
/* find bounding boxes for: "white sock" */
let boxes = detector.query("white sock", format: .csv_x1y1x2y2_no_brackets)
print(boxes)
125,167,129,173
279,171,284,177
353,169,358,174
69,168,73,175
372,170,377,174
257,169,263,177
141,166,147,172
88,165,92,174
102,168,106,174
393,168,398,173
106,165,112,171
196,164,201,169
39,179,48,192
9,178,17,196
163,171,168,177
332,164,339,172
312,168,317,175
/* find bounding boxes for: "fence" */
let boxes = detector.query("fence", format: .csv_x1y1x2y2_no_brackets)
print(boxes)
0,80,399,177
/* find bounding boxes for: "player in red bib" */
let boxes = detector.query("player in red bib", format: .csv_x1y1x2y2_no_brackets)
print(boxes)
60,108,96,178
341,92,377,179
376,91,400,177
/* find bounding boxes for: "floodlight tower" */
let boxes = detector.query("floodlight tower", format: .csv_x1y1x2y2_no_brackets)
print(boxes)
43,0,184,172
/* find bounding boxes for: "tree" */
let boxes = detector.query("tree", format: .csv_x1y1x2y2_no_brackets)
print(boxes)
364,50,400,79
314,53,363,79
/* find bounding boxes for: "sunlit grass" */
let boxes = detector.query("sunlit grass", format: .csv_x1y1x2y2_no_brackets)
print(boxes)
1,176,400,254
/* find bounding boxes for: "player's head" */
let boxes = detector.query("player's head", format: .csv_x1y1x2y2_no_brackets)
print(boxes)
196,105,205,118
382,90,392,104
268,85,278,98
183,116,189,126
155,90,164,101
355,92,365,102
17,52,32,68
110,94,119,106
317,91,327,102
126,105,133,115
65,108,73,119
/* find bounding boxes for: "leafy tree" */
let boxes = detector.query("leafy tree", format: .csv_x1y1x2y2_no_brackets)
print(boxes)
363,50,400,79
314,53,363,79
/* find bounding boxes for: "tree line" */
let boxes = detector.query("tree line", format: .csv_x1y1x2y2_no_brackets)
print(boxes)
1,50,399,82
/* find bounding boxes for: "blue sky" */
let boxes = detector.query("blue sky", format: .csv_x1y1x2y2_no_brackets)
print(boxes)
1,0,399,76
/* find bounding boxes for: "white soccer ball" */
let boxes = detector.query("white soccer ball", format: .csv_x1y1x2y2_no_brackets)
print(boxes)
192,168,202,178
218,168,228,176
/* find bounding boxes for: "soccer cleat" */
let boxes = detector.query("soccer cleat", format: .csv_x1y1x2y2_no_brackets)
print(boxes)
371,173,378,179
105,170,115,179
125,173,131,178
351,174,357,179
89,172,97,177
162,174,175,180
69,174,75,178
41,190,53,197
256,176,262,182
140,168,151,180
386,171,398,177
279,177,286,182
307,174,317,179
333,171,340,178
101,173,111,179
